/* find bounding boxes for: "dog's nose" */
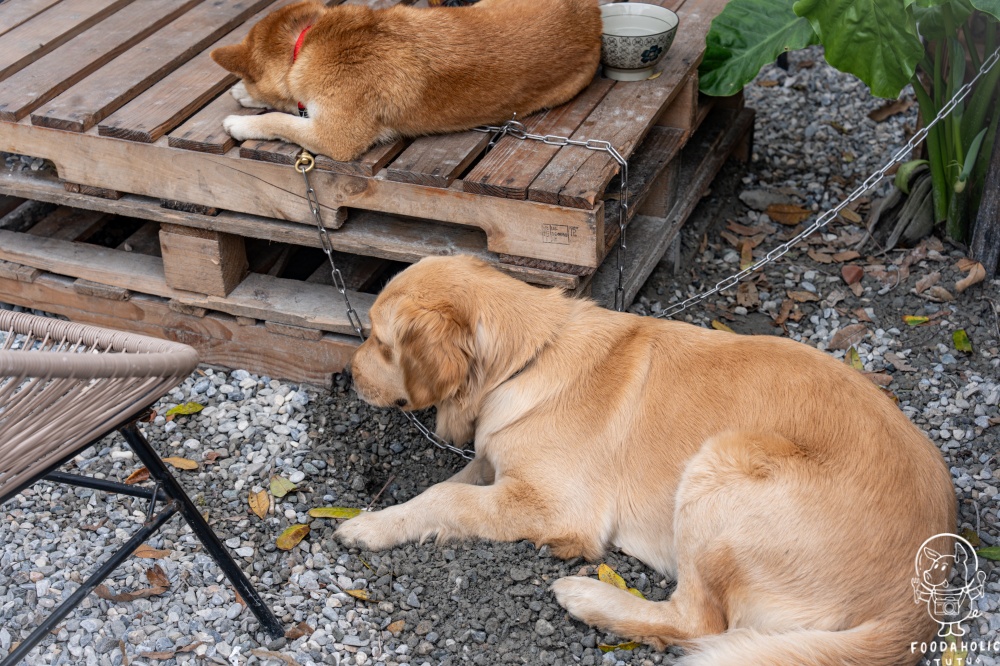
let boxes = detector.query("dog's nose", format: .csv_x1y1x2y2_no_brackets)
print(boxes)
340,362,353,383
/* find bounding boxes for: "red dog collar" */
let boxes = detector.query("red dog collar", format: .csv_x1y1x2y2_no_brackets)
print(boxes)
293,25,311,116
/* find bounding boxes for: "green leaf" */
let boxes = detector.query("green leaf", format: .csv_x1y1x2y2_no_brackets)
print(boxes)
913,0,975,39
895,160,929,193
698,0,818,97
270,476,297,498
958,128,988,187
846,346,864,371
903,315,931,326
953,329,973,353
165,402,204,416
970,0,1000,20
978,546,1000,561
793,0,924,98
308,507,362,519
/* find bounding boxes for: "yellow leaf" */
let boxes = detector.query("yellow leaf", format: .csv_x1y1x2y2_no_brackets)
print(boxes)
386,620,405,634
249,490,269,520
599,642,641,652
345,588,370,601
270,476,297,498
276,524,310,551
165,402,204,417
627,587,645,599
953,329,973,353
710,320,735,333
903,315,930,326
133,545,170,559
597,563,627,590
646,71,662,80
308,507,362,519
162,457,198,470
942,635,968,666
846,347,863,371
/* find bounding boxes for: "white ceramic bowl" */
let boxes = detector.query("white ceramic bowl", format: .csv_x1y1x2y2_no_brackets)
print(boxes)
600,3,679,81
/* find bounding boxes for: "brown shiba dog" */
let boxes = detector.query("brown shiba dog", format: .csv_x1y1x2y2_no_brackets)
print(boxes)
210,0,601,161
338,255,956,665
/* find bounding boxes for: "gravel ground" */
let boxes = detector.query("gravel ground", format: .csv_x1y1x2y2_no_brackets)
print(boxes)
3,46,1000,666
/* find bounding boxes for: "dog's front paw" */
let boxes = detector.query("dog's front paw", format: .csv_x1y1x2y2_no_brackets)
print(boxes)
552,577,614,626
230,81,267,108
335,510,408,551
222,114,261,142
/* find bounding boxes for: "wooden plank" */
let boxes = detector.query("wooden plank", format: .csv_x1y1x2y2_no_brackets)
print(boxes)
117,221,162,256
264,320,323,341
461,78,615,199
0,122,602,266
306,252,388,291
0,0,200,123
0,195,25,218
0,167,582,288
63,182,123,199
30,0,275,132
239,138,407,178
385,131,490,188
159,223,248,296
591,107,755,308
527,0,720,209
0,0,134,83
0,272,358,385
98,0,303,143
165,92,257,155
0,228,373,334
0,259,40,282
73,278,130,300
655,71,699,138
0,0,64,39
25,205,108,240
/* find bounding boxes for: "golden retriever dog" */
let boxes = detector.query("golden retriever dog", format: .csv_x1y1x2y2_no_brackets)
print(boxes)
210,0,601,162
337,255,955,665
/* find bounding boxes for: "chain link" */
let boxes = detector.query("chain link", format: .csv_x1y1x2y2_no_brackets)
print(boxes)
294,153,476,460
654,45,1000,320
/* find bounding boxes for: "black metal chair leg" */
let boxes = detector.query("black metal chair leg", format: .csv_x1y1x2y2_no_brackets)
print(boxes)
1,503,179,666
119,423,285,639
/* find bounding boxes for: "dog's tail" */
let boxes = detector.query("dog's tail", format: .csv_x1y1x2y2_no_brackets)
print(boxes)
679,619,925,666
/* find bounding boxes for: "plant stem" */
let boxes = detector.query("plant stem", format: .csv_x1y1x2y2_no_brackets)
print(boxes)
964,22,982,72
913,75,951,223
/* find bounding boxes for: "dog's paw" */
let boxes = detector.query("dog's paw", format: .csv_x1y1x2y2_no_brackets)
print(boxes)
334,510,407,551
222,114,260,141
551,577,614,625
230,81,267,108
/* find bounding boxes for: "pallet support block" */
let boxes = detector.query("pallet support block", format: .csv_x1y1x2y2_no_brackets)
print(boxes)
159,223,248,297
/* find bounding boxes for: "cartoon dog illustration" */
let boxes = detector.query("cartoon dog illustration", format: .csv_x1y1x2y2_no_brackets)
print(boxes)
913,535,986,636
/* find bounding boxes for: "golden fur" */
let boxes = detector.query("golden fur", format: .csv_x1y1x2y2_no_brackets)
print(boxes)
210,0,601,161
338,255,956,665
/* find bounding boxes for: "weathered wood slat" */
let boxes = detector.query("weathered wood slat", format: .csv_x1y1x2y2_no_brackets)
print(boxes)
0,0,65,39
166,92,256,155
117,221,162,256
25,205,108,241
98,0,308,143
239,138,407,178
461,78,615,199
385,131,490,188
527,0,719,209
0,272,358,385
0,0,134,83
30,0,274,132
159,223,248,296
0,167,582,288
0,0,200,122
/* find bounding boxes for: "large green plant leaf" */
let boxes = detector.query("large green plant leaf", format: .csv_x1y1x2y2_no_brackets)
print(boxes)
970,0,1000,19
913,0,975,39
793,0,925,98
698,0,818,97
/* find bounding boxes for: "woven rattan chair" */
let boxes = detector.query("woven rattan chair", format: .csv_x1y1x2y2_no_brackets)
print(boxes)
0,311,282,665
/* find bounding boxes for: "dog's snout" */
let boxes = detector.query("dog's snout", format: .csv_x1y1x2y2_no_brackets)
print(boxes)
395,398,408,408
341,362,353,381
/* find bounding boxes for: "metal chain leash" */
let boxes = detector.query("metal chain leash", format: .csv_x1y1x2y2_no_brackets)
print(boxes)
653,44,1000,320
294,152,476,460
473,119,631,311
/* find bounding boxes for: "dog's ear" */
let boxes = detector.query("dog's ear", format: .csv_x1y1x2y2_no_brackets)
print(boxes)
923,547,942,561
398,302,471,409
211,44,251,78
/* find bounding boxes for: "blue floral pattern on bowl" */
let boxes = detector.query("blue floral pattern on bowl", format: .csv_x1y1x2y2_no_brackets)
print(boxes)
641,44,663,63
600,29,676,72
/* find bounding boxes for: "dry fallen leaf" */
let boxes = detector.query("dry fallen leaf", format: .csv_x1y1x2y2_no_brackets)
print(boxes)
853,308,873,323
914,271,941,294
807,250,833,264
250,649,301,666
249,490,269,520
849,282,864,297
828,324,868,351
203,451,223,464
842,265,864,285
710,320,735,333
146,564,170,588
884,352,916,372
345,588,370,601
276,524,310,551
124,468,150,485
139,651,176,660
270,476,297,498
774,299,795,326
867,97,914,122
308,507,362,519
832,250,861,262
164,402,204,417
646,71,662,80
133,545,170,559
956,260,986,293
737,282,760,309
285,622,314,640
766,203,812,226
599,641,642,653
787,290,820,303
925,285,954,302
161,457,198,471
386,620,405,634
740,241,754,269
95,583,169,603
903,315,931,326
837,209,863,224
865,372,893,387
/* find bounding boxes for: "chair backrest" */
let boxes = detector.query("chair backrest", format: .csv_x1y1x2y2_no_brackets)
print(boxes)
0,311,198,502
